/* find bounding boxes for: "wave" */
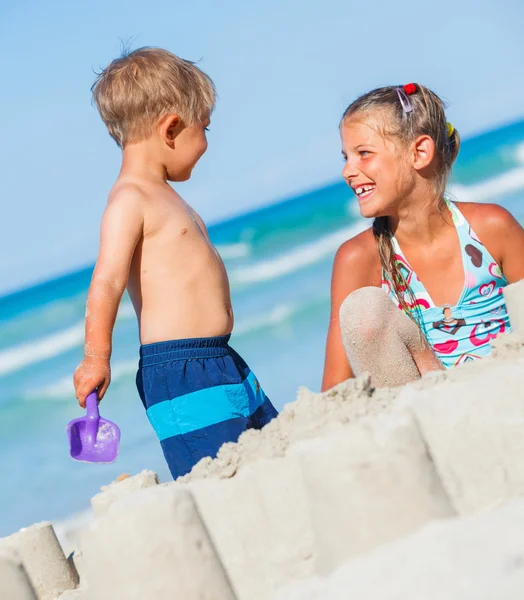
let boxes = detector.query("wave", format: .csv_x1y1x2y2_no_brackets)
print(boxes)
450,167,524,204
23,302,304,400
0,323,85,377
216,242,251,260
6,165,523,380
515,142,524,165
229,165,524,288
230,221,368,285
27,358,139,400
0,306,135,378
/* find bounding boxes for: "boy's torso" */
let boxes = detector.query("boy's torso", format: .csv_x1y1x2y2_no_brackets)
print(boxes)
122,179,234,344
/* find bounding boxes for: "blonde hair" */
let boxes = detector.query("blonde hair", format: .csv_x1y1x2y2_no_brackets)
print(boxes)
91,47,216,148
341,84,461,322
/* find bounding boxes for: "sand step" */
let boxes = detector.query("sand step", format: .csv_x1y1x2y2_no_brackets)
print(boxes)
188,454,315,600
290,414,454,576
403,357,524,514
274,499,524,600
81,486,237,600
0,551,37,600
90,469,159,517
0,522,78,600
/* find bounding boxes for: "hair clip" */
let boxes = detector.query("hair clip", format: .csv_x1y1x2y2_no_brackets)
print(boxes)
396,87,413,114
403,83,417,95
446,122,455,138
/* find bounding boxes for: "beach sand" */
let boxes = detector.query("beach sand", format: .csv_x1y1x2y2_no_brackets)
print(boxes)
2,278,524,599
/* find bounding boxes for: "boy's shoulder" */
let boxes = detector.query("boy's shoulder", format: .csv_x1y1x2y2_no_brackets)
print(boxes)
100,180,148,232
108,179,149,207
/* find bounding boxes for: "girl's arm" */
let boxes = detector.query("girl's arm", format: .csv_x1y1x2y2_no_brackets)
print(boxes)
467,203,524,283
498,211,524,283
321,230,380,391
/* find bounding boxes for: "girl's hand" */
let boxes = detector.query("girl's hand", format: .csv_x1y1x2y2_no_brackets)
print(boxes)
73,357,111,408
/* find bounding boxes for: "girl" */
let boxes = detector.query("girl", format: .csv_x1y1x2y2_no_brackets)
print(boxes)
322,83,524,390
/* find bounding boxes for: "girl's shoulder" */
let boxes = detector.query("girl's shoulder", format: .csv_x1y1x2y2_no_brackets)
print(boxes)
455,201,520,265
455,201,516,230
333,227,382,287
335,227,377,263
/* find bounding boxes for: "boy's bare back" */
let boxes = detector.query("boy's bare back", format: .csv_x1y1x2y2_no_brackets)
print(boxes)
109,176,233,344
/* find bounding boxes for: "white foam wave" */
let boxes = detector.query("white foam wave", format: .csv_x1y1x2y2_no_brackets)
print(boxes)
29,359,139,400
515,142,524,165
234,303,295,336
0,305,135,378
0,323,85,377
117,303,136,319
450,167,524,204
216,242,251,260
230,222,368,285
1,223,367,378
13,166,524,380
26,303,301,400
347,197,361,217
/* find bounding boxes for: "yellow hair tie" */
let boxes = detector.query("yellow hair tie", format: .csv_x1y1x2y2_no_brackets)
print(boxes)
447,122,455,138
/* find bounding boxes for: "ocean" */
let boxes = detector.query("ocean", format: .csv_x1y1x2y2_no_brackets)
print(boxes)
1,119,524,537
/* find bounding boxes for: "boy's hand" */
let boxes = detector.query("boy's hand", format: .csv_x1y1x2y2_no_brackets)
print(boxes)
74,357,111,408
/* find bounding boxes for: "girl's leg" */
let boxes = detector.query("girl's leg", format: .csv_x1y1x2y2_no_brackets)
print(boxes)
339,287,443,388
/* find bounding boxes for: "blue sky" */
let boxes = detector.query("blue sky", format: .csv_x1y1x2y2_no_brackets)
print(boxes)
1,0,523,295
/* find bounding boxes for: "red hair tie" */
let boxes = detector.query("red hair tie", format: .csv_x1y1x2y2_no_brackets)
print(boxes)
403,83,417,95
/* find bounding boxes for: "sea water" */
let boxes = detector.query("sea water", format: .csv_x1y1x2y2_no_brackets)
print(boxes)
1,119,524,536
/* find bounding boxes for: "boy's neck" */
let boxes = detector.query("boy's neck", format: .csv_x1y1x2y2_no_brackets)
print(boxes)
120,141,168,183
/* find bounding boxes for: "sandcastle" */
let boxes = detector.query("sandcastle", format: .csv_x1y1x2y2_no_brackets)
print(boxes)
2,279,524,600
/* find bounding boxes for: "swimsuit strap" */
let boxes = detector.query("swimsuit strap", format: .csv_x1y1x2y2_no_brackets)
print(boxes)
444,196,469,240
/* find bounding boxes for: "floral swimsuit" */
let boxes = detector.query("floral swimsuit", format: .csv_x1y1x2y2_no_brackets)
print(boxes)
382,199,511,369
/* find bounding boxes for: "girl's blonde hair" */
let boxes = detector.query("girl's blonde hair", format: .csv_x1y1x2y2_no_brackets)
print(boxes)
341,84,461,320
92,47,216,148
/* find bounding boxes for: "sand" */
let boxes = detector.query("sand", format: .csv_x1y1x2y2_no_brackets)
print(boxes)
1,278,524,600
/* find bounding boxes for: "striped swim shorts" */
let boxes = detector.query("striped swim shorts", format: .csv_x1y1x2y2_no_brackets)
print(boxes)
136,334,278,480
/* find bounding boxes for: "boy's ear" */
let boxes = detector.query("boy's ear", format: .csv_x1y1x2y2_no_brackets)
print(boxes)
412,135,435,171
159,114,182,148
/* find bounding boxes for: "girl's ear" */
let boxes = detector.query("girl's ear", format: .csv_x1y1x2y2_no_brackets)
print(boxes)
412,134,435,171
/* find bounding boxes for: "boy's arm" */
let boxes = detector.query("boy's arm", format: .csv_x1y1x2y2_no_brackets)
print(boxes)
74,186,145,407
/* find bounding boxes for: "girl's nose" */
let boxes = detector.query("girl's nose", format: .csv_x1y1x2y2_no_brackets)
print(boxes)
342,160,358,182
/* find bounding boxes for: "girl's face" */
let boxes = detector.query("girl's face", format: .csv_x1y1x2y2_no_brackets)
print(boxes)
341,114,414,219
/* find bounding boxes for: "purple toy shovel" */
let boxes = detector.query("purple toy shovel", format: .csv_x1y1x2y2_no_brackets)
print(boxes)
67,391,121,463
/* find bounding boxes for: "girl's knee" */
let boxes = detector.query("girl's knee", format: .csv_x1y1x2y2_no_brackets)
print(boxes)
340,286,395,339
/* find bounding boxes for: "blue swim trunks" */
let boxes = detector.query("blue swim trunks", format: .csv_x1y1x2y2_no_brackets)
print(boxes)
136,335,278,480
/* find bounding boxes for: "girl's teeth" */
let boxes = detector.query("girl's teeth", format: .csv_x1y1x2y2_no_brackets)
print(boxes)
356,186,374,196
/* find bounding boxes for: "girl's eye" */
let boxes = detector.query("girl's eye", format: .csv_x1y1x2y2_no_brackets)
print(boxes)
359,150,370,157
205,127,210,132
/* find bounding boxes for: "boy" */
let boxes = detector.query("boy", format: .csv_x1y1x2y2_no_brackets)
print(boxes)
73,47,278,479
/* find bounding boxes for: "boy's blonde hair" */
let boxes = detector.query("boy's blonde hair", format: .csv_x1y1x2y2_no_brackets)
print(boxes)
91,47,216,148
